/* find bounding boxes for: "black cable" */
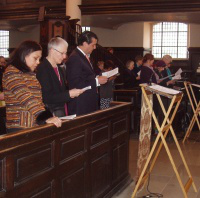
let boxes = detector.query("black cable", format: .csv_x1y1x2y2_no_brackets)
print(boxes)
136,144,164,198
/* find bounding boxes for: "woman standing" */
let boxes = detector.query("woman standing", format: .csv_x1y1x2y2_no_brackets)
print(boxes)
140,53,158,84
3,40,62,133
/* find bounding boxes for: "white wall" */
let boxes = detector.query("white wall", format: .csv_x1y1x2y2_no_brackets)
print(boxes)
9,22,200,49
143,22,151,49
9,25,40,48
91,22,144,47
189,23,200,47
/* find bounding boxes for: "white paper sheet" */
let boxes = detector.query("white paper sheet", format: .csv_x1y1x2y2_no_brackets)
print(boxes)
191,83,200,88
172,74,181,80
149,84,181,95
102,68,119,78
175,68,183,76
59,114,76,120
82,86,91,91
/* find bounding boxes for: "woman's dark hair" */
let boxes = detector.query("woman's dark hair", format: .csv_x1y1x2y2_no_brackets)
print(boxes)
135,55,143,62
77,31,98,46
104,60,114,70
7,40,42,73
143,53,154,63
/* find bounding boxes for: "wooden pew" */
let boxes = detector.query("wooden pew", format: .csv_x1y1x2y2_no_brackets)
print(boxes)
113,89,140,134
0,102,131,198
0,106,6,135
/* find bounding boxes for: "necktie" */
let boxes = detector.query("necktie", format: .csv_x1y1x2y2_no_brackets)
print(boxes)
85,55,93,70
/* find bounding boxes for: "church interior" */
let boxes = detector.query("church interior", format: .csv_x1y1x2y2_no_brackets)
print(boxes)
0,0,200,197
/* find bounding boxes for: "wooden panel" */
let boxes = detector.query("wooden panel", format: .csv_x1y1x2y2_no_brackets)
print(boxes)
0,160,3,191
81,1,200,15
91,123,109,146
61,168,85,198
91,154,110,197
0,102,131,198
112,143,128,183
60,133,85,163
112,116,127,136
0,107,6,135
14,144,52,183
26,183,52,198
83,0,187,5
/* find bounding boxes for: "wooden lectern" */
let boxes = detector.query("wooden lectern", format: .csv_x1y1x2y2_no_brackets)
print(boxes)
132,84,197,198
183,82,200,143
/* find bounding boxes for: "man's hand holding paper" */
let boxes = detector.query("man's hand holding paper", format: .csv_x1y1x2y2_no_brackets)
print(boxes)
102,68,119,78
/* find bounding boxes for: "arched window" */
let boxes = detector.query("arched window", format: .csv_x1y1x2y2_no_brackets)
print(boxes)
152,22,188,59
0,30,9,58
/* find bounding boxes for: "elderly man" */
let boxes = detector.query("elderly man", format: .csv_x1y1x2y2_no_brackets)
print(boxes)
36,37,84,117
66,31,108,116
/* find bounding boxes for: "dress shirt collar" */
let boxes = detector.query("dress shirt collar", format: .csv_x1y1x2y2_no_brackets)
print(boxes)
77,47,90,58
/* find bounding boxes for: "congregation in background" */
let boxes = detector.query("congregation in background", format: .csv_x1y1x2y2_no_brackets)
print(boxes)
0,30,197,134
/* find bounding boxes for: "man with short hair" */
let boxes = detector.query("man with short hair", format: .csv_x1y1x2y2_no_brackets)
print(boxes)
66,31,108,115
36,37,84,117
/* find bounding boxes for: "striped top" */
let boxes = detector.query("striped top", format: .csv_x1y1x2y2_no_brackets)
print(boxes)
3,65,46,129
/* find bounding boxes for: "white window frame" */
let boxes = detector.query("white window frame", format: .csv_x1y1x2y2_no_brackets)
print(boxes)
151,22,189,59
0,30,9,58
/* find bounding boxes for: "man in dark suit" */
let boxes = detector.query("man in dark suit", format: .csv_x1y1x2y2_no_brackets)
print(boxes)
66,31,108,116
36,37,84,117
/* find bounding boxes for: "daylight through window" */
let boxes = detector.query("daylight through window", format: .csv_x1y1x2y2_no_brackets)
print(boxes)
152,22,188,59
0,30,9,58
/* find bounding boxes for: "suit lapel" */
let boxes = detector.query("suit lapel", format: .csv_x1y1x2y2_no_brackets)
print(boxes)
75,48,94,73
45,59,63,90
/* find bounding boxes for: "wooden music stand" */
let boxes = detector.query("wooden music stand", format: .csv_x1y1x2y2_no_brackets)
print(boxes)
183,82,200,143
132,84,197,198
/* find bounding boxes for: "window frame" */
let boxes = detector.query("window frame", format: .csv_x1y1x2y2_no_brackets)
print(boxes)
0,30,9,58
151,22,189,60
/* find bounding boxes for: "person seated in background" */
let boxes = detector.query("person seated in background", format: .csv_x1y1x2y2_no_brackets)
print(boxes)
100,60,116,109
37,37,84,117
162,54,175,87
140,53,158,84
133,55,143,77
123,60,139,89
3,40,62,133
95,60,104,76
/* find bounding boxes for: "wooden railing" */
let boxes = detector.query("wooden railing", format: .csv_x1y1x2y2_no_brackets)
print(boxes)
0,102,131,198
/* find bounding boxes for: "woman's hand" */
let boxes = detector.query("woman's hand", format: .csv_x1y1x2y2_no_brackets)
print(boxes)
0,92,4,101
69,88,84,98
46,116,62,128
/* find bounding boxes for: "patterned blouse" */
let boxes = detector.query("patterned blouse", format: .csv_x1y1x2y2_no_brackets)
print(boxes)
3,65,46,129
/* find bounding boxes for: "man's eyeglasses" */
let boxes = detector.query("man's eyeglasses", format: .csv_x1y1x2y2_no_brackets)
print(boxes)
53,48,67,56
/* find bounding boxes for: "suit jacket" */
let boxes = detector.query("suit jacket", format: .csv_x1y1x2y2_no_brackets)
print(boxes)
66,48,98,116
123,68,138,89
36,58,70,116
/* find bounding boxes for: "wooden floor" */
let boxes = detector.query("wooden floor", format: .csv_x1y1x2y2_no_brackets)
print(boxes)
112,132,200,198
